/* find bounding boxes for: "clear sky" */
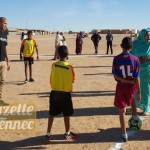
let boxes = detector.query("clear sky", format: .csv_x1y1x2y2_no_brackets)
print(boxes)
1,0,150,32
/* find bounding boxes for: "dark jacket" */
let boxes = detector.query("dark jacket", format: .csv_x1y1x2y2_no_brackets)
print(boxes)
91,34,101,43
106,33,113,42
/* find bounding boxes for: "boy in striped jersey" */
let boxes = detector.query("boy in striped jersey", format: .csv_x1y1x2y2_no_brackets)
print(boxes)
112,37,141,142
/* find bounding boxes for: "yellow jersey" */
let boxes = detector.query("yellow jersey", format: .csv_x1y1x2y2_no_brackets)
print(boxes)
22,39,37,57
50,61,75,92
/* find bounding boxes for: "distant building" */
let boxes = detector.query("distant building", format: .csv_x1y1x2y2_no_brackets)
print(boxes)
90,29,133,34
8,27,17,35
7,27,51,35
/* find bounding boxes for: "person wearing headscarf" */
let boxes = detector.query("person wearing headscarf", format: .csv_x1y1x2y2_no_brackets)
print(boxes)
131,28,150,116
75,32,83,55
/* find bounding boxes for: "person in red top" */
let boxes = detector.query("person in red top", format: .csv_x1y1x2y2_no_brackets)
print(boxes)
20,30,39,83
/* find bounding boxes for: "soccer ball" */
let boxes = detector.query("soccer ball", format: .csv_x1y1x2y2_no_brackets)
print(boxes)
128,117,142,130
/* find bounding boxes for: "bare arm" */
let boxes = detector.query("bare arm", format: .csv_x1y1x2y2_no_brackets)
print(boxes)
20,45,24,60
35,46,39,60
5,49,10,71
114,75,135,84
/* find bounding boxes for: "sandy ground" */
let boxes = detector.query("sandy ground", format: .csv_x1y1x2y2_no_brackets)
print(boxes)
0,33,150,150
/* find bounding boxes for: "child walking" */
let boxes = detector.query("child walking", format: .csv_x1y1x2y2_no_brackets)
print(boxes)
44,45,78,142
20,30,39,82
112,37,141,142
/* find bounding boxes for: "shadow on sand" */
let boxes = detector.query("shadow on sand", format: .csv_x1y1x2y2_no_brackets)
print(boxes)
19,90,115,98
1,128,149,150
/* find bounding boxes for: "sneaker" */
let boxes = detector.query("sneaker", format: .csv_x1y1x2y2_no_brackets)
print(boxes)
64,132,78,140
43,135,52,143
142,111,149,116
0,100,9,106
29,78,35,82
120,135,128,142
24,79,28,83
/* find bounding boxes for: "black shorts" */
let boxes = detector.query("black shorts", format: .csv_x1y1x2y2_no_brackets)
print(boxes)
24,57,34,65
49,90,74,116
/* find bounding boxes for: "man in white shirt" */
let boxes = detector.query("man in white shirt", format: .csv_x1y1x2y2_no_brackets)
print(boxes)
52,31,63,60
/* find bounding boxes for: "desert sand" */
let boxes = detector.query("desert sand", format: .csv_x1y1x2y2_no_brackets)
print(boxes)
0,33,150,150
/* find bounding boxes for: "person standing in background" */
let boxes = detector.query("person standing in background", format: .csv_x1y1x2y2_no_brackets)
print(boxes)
60,32,68,59
91,30,101,54
52,31,63,60
20,32,27,41
75,32,83,55
20,30,39,83
60,32,67,46
106,30,113,54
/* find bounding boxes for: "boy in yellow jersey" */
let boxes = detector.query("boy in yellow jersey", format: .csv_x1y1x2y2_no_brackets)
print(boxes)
44,45,78,142
20,30,39,82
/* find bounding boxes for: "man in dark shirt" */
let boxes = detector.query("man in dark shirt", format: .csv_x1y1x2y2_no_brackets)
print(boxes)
106,30,113,54
0,17,10,105
91,30,101,54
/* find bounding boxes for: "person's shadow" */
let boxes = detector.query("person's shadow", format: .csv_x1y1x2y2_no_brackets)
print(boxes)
1,128,149,150
0,128,119,150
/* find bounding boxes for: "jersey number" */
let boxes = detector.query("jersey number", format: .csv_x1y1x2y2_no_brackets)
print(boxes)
120,65,132,78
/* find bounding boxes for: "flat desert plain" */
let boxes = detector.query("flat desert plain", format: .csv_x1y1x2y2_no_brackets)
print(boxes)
0,33,150,150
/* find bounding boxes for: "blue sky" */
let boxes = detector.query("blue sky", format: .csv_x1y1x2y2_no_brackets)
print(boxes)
1,0,150,32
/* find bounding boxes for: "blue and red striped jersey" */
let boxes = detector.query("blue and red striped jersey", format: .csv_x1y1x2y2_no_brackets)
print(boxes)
112,52,140,79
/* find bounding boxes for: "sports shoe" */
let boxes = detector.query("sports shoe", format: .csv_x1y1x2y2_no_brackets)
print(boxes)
29,78,35,82
120,135,128,142
64,132,78,140
24,79,28,83
43,135,52,143
94,52,98,55
0,100,9,106
51,58,56,60
142,111,149,116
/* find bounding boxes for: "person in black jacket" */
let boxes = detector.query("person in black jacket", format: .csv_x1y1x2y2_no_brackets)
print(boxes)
0,17,10,105
106,30,113,54
91,30,101,54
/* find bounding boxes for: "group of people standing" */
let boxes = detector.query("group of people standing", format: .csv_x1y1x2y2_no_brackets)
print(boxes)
52,30,114,59
1,16,150,143
52,31,66,60
75,30,113,55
